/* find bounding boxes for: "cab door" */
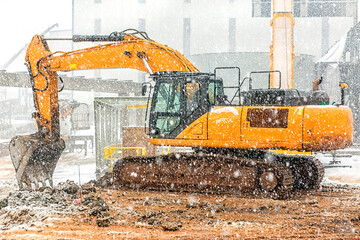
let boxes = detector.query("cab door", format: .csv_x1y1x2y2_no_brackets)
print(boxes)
176,80,208,140
150,80,182,138
241,106,303,144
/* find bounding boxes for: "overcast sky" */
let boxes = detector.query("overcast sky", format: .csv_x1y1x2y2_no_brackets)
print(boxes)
0,0,72,71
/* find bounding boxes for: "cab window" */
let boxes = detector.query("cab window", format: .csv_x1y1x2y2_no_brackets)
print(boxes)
208,81,224,105
153,81,181,135
185,81,200,116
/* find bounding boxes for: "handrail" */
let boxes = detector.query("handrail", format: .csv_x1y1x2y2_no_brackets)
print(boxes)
249,70,282,90
104,144,146,172
214,67,241,105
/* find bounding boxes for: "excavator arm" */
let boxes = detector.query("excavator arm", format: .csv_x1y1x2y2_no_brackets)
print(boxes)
9,30,198,190
28,31,198,137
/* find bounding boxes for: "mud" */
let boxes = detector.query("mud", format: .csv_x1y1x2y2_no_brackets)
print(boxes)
0,182,359,239
1,153,360,239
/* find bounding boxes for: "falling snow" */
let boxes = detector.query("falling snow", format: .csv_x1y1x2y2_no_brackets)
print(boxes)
1,0,360,238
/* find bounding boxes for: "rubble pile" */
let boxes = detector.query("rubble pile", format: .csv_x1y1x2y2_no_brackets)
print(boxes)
136,210,183,231
0,180,18,198
0,180,93,230
93,172,113,188
82,195,112,227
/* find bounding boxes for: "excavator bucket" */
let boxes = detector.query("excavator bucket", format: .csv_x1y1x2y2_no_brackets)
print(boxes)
9,134,65,190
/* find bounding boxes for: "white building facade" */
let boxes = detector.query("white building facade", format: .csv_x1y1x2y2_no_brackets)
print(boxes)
72,0,357,82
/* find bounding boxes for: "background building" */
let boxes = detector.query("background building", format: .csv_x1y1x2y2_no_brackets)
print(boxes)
72,0,357,89
0,0,359,139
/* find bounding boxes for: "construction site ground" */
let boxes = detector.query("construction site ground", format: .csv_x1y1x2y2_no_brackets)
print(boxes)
1,152,360,239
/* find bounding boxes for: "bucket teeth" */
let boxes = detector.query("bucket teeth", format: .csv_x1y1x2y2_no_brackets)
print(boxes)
9,134,65,191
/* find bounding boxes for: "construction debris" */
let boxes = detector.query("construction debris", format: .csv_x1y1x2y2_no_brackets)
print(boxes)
54,180,80,195
0,180,359,238
0,180,104,230
82,195,112,227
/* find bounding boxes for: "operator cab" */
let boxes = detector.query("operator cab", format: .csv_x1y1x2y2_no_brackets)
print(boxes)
148,71,221,138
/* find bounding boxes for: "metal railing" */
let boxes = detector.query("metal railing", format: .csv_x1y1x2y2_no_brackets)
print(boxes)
104,144,146,172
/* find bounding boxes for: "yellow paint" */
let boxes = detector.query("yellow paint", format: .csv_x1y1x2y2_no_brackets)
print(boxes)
160,105,353,152
126,104,148,109
176,113,208,140
271,150,311,155
69,64,77,70
104,144,146,172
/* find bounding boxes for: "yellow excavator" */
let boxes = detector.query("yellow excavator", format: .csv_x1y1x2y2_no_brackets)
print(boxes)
9,29,352,199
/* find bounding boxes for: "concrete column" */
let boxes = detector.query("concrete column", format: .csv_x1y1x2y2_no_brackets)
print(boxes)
270,0,295,89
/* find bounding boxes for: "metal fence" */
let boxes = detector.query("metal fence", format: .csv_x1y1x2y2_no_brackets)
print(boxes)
94,97,148,178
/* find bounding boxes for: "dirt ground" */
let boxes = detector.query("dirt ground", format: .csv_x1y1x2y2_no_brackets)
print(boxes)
1,154,360,239
1,185,360,239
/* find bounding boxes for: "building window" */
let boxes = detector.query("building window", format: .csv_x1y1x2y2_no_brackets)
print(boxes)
308,0,346,17
293,0,354,18
293,0,300,17
229,0,235,2
139,0,145,3
94,19,101,34
183,18,191,56
229,18,236,52
184,0,191,3
94,0,101,3
252,0,271,18
253,0,354,18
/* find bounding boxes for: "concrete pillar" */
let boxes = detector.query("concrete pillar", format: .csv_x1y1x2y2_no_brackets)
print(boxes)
270,0,295,89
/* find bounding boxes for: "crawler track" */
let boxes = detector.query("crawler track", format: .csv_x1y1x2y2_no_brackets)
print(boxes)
113,153,295,199
275,154,325,191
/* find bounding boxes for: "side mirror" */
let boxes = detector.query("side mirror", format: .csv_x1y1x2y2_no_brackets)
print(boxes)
141,85,148,96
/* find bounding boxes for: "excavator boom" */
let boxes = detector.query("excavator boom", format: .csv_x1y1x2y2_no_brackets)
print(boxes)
40,32,198,73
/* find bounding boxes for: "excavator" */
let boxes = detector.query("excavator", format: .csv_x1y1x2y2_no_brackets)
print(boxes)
9,29,352,199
